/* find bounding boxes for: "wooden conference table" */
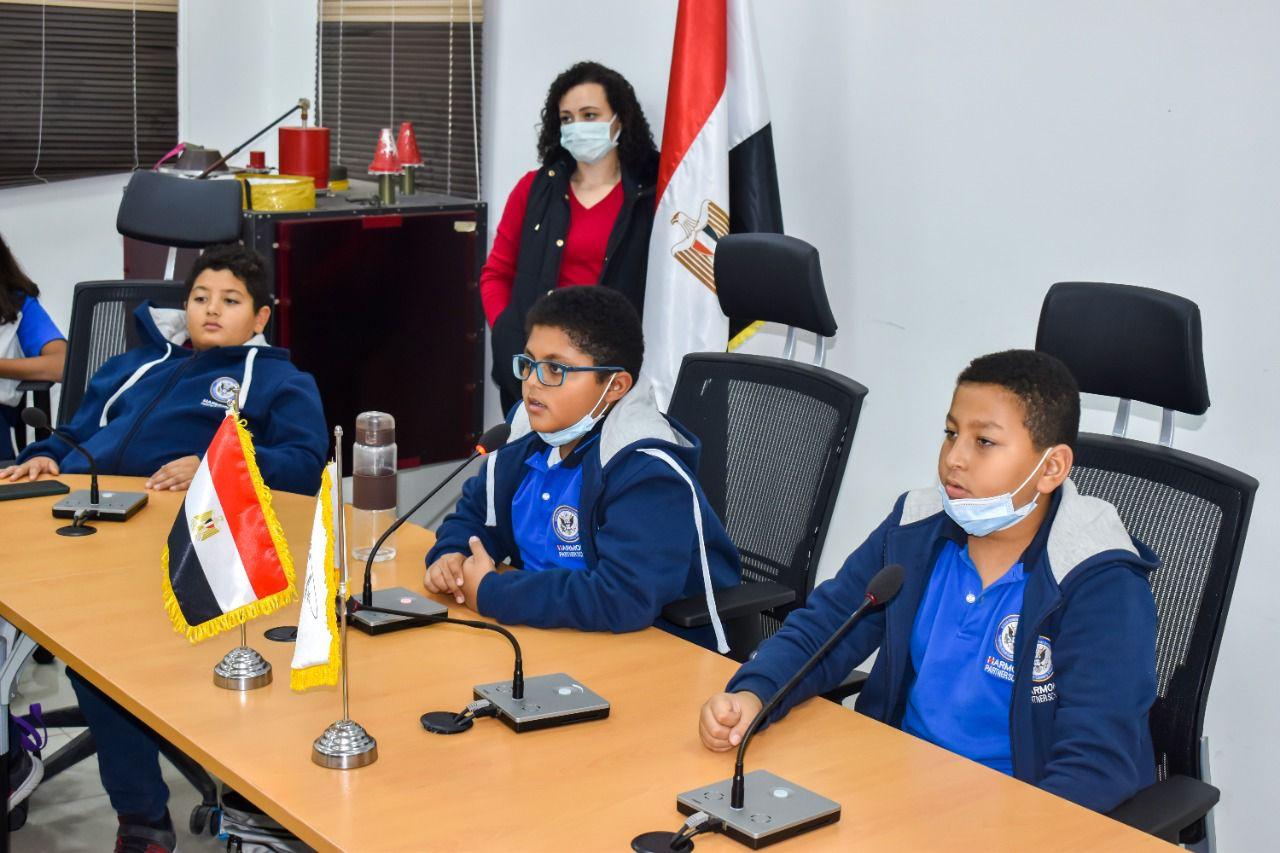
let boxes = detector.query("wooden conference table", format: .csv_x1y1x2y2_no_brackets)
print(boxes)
0,475,1170,852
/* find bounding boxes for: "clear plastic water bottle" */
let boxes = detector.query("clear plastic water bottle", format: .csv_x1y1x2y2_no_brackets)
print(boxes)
351,411,397,562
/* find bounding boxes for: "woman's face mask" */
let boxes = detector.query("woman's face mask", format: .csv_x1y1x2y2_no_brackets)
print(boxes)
560,115,620,164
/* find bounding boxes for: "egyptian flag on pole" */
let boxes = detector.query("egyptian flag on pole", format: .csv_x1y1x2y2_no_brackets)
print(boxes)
641,0,784,407
162,412,296,643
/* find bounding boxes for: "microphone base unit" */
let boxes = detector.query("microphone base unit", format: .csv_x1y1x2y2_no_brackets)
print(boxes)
52,490,148,522
473,672,609,733
676,769,840,849
348,587,449,635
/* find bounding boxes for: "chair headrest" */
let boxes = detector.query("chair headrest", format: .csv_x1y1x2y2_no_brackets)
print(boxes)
713,233,837,337
116,171,243,249
1036,282,1209,415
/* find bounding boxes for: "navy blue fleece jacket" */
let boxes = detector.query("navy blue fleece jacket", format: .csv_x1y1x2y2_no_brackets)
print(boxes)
728,480,1159,813
427,380,742,650
18,302,326,495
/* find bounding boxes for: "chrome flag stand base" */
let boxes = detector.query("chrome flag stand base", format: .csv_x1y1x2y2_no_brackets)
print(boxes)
213,624,272,690
312,425,378,769
312,718,378,769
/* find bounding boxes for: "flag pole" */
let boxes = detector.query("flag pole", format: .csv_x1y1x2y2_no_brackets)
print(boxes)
212,407,274,690
312,425,378,769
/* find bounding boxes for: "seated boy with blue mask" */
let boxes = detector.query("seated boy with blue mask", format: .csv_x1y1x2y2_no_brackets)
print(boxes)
1,244,326,852
698,350,1159,813
424,286,742,651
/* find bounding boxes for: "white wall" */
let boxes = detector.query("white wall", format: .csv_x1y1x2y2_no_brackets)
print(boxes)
483,2,1277,850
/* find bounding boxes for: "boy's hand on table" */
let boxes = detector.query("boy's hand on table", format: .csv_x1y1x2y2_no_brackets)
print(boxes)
459,536,496,611
146,456,200,491
0,456,59,482
699,691,764,752
425,552,468,603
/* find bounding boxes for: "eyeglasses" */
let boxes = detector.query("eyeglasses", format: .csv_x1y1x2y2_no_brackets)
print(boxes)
512,354,623,387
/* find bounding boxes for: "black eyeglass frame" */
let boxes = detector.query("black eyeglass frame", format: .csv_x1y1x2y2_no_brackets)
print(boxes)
512,354,624,387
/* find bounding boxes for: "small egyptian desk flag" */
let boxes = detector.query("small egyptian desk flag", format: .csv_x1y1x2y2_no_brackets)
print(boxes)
290,461,341,690
162,412,296,642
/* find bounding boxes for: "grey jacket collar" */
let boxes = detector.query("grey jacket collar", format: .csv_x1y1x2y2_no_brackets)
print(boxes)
505,377,687,468
899,478,1138,585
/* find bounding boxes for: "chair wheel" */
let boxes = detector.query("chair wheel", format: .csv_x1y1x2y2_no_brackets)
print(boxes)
189,804,216,835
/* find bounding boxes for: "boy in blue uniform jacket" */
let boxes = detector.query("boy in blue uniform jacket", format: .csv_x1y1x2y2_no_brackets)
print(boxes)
424,286,741,652
2,244,326,852
699,350,1159,813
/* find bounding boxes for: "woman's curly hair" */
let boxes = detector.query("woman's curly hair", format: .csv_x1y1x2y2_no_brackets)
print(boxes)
536,61,658,176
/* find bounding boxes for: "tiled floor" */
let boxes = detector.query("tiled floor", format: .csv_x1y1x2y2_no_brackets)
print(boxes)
10,660,226,852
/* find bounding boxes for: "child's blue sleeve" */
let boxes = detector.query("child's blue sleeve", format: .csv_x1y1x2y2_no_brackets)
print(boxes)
16,297,65,356
725,502,902,724
474,456,697,633
249,372,327,495
1035,565,1158,811
15,348,138,464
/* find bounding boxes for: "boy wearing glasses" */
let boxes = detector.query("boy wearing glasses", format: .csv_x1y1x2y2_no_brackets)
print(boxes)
423,287,741,651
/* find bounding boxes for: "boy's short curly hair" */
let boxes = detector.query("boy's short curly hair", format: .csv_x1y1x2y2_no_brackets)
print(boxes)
958,349,1081,449
525,287,644,381
185,243,269,311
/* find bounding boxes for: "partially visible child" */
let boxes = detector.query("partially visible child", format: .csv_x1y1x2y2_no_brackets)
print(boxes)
424,286,741,651
1,243,326,853
698,350,1158,814
0,232,66,462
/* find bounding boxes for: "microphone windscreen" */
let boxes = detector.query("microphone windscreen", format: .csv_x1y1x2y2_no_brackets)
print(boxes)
20,407,50,430
866,564,905,606
476,422,512,454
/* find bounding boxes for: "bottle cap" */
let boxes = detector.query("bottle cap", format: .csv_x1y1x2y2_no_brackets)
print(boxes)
355,411,395,446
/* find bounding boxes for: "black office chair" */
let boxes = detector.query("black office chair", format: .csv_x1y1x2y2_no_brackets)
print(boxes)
660,234,869,661
55,281,187,425
1035,282,1256,847
19,171,242,836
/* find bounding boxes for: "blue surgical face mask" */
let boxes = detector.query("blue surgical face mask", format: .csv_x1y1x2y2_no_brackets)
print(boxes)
559,116,619,164
535,373,619,447
938,449,1053,537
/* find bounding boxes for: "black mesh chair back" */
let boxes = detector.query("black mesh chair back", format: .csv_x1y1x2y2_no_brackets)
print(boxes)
668,355,866,640
666,233,867,650
1037,282,1257,843
57,281,186,425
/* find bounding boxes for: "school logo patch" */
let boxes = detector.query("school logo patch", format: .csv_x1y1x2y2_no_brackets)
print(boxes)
995,614,1018,662
552,505,579,543
209,376,240,405
1033,636,1055,683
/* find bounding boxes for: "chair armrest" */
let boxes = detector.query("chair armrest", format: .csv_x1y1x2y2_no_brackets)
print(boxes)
661,581,796,629
1105,775,1219,843
820,668,869,704
16,381,53,393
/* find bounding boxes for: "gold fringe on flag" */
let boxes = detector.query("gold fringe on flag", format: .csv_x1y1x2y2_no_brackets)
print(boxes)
290,465,342,690
161,416,298,643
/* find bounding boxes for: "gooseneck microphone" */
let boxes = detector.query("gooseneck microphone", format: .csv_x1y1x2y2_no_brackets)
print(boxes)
729,563,906,810
346,599,524,699
21,408,148,535
640,564,906,851
359,422,511,607
21,408,98,504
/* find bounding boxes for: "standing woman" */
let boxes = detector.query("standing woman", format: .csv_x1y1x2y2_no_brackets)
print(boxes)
0,233,66,461
483,61,659,413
